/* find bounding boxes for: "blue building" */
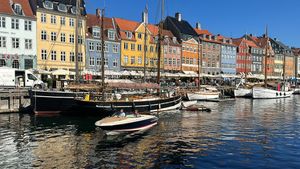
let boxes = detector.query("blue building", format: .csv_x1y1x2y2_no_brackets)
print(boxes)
218,35,237,75
85,13,120,72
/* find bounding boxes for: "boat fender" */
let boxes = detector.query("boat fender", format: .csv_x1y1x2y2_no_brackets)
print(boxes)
280,93,282,96
284,93,286,96
276,93,278,96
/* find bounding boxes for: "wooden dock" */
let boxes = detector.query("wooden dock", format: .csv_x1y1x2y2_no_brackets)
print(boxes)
0,89,30,113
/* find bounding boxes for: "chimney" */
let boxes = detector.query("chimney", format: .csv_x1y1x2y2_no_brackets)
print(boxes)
209,35,212,40
96,8,101,17
142,11,148,24
196,22,201,30
274,38,278,41
175,12,182,22
229,39,233,44
223,38,226,43
250,34,253,37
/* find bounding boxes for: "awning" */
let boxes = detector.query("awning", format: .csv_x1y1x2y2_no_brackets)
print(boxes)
51,69,75,76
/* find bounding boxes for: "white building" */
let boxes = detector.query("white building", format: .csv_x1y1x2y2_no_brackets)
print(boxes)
0,0,37,69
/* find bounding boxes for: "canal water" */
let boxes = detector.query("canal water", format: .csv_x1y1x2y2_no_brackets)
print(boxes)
1,96,300,169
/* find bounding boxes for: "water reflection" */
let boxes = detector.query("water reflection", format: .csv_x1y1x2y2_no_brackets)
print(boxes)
0,96,300,168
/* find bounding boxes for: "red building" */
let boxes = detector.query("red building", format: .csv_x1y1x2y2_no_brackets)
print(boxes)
233,38,255,74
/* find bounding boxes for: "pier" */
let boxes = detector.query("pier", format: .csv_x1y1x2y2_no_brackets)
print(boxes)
0,89,30,113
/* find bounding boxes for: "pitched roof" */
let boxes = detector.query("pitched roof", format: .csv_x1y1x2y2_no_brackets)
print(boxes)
86,14,114,30
194,29,212,35
165,16,198,37
36,0,86,16
114,17,140,32
0,0,35,18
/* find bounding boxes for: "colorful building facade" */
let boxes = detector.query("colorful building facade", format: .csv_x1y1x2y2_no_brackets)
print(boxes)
36,0,86,71
218,35,236,75
0,0,37,69
85,14,120,72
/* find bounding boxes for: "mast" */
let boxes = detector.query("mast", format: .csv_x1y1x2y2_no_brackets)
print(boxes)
264,26,269,88
101,8,105,100
143,6,148,82
75,0,81,83
283,50,286,90
197,37,201,90
157,0,164,95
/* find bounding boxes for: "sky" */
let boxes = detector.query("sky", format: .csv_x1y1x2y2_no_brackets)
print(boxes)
85,0,300,47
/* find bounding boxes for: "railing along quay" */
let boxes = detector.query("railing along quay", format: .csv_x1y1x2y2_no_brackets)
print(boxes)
0,88,30,113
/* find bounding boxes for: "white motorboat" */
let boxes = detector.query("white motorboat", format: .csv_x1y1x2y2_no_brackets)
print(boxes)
181,101,198,109
95,112,158,134
252,87,293,99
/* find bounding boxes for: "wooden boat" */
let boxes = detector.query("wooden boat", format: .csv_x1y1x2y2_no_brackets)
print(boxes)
95,112,158,134
187,87,220,101
252,87,293,99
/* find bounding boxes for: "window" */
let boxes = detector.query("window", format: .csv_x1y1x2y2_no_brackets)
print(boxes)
41,30,47,40
168,58,172,65
69,18,74,27
51,15,56,24
51,51,56,60
69,34,74,43
138,56,142,65
60,33,65,42
24,59,33,69
131,56,135,64
138,33,142,39
41,13,46,23
25,39,32,49
105,58,108,66
12,38,19,48
14,4,23,15
124,43,128,50
89,42,94,51
138,44,142,51
124,56,128,64
131,44,135,51
58,4,67,12
51,32,57,41
150,46,154,53
89,57,95,66
70,52,75,62
96,43,101,52
0,37,6,48
0,59,6,67
109,29,116,39
24,20,32,31
11,18,19,29
12,60,19,69
41,49,47,60
60,16,65,25
78,53,83,62
78,35,83,44
113,44,118,53
78,20,83,28
93,27,100,37
125,31,132,39
96,58,100,65
61,51,66,61
0,17,6,28
104,43,108,52
164,58,167,64
44,1,53,9
113,59,118,67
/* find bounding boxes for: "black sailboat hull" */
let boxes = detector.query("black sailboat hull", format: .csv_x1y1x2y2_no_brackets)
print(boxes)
29,90,84,115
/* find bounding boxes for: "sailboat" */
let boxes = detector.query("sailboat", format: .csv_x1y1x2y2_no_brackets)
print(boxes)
252,27,293,99
72,1,182,115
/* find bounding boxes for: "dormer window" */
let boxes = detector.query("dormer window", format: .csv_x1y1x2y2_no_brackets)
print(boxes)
108,31,115,40
125,31,132,39
58,4,67,12
13,4,23,15
44,1,53,10
172,37,177,43
71,7,77,14
93,27,100,38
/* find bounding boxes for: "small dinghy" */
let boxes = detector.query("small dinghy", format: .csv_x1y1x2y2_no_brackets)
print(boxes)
95,111,158,134
185,105,211,112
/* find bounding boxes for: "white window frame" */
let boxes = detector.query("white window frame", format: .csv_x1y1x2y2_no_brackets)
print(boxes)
113,59,118,67
51,32,57,41
108,31,115,40
25,39,32,49
11,18,19,29
60,16,65,26
89,42,94,51
90,57,95,66
0,17,6,28
69,34,74,43
69,18,74,27
60,33,65,42
113,44,118,53
41,13,46,23
51,51,56,60
61,51,66,61
0,36,6,48
24,20,32,31
50,15,56,24
41,49,47,60
41,30,47,40
12,38,19,49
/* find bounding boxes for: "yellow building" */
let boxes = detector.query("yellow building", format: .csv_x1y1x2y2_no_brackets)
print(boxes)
114,17,160,71
36,0,86,72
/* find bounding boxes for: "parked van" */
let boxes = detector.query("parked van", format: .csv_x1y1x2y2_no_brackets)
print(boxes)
0,67,44,88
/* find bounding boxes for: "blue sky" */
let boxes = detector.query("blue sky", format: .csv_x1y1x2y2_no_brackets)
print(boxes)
86,0,300,47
